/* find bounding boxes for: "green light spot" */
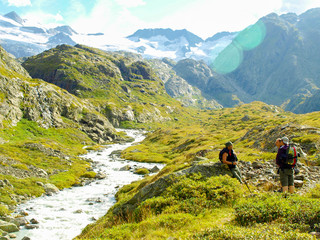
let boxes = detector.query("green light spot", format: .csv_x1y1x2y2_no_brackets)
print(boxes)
211,20,266,74
211,41,243,75
235,20,266,51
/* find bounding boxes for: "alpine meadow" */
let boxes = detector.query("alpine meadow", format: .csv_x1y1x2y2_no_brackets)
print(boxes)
0,3,320,240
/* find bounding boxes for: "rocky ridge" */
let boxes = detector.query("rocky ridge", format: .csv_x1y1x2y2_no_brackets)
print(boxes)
0,46,117,143
113,159,320,217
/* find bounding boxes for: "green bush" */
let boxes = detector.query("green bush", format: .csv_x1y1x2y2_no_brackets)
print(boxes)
235,194,320,230
137,174,242,217
81,171,97,178
134,168,150,175
191,224,315,240
0,204,9,217
306,184,320,198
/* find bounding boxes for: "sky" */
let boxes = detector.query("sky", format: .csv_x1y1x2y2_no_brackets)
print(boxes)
1,0,320,39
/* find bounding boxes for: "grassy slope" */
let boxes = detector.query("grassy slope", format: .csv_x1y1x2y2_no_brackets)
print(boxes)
77,102,320,239
0,118,96,208
0,46,105,213
22,45,186,128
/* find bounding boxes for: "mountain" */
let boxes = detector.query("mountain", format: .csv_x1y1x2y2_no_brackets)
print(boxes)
0,45,117,143
0,11,235,63
128,28,203,47
4,11,24,25
127,28,237,62
178,8,320,113
22,44,204,127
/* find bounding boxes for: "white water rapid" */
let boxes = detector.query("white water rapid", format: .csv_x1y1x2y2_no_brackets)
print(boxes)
15,129,164,240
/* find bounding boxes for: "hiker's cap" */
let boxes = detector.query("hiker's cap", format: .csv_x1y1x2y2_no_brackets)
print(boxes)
225,141,233,147
281,136,289,145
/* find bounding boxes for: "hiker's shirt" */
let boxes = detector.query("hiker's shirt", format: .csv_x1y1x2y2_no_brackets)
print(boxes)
276,145,292,169
224,148,237,169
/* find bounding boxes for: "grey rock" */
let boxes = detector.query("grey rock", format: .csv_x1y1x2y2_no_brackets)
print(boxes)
0,220,19,233
309,232,320,238
294,175,305,181
150,166,160,173
252,162,264,169
25,224,39,229
95,172,107,180
30,218,39,224
241,115,250,121
43,183,59,194
22,237,31,240
8,233,16,238
11,217,28,227
119,165,131,171
294,180,304,188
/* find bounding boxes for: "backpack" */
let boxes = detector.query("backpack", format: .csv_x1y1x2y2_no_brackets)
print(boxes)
219,148,228,162
284,144,298,166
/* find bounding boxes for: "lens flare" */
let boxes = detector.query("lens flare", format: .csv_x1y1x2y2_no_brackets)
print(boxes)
211,20,266,74
211,41,243,75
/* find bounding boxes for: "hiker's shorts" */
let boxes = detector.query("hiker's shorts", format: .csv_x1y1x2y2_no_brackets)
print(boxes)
280,168,294,187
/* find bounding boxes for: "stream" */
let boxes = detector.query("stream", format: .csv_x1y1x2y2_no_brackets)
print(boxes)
15,129,164,240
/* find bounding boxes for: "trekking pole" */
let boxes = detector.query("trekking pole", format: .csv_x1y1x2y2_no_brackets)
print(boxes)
242,178,252,194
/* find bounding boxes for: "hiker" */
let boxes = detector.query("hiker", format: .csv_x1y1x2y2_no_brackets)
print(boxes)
221,141,243,183
275,137,295,193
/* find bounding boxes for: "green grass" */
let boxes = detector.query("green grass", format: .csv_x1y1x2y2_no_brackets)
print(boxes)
76,102,320,239
0,118,98,206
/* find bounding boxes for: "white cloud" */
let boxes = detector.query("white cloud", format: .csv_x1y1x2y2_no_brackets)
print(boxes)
7,0,31,7
280,0,320,14
22,11,64,26
70,0,146,38
151,0,283,39
115,0,146,8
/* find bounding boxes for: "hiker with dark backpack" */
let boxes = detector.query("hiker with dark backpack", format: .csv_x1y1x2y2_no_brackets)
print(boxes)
219,141,243,183
275,136,297,193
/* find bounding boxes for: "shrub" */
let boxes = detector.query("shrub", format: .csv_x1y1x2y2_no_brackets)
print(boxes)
134,168,150,175
306,184,320,198
191,224,315,240
0,204,9,217
136,174,242,218
234,194,320,230
81,171,97,178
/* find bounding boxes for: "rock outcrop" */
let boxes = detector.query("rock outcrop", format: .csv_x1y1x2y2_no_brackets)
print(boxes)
0,45,117,143
113,162,232,216
113,159,320,217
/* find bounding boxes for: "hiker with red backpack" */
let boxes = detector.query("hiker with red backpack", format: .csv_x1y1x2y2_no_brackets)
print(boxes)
220,141,243,183
275,136,298,193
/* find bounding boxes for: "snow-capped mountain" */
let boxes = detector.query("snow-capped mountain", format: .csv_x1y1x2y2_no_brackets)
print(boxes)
0,11,237,62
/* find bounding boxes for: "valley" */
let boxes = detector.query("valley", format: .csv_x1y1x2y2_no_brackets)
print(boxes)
0,6,320,240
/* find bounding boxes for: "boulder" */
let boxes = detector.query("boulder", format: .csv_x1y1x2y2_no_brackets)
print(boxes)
43,183,59,194
294,180,304,188
0,220,19,233
22,237,31,240
309,232,320,238
119,165,131,171
252,162,264,169
95,172,107,180
25,224,39,229
294,175,305,181
150,166,160,173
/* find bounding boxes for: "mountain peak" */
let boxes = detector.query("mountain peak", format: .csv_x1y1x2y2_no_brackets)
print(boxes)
127,28,203,46
4,11,24,25
53,25,77,35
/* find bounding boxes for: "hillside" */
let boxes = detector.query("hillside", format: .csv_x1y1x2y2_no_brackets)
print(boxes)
206,8,320,113
76,101,320,239
22,44,217,127
0,45,127,212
